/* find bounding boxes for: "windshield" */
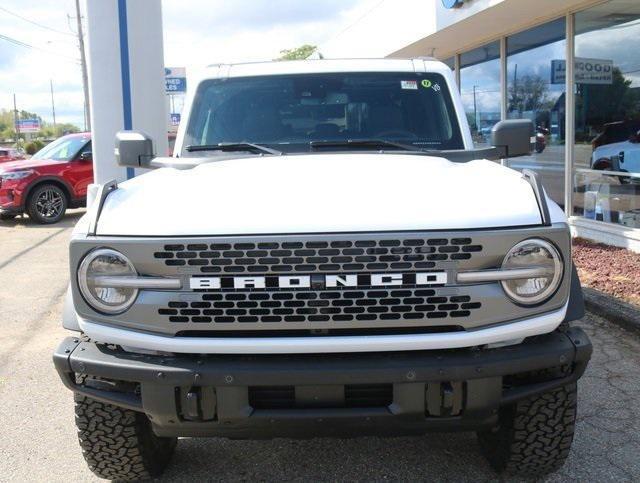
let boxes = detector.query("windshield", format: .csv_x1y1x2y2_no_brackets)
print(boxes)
32,134,90,161
183,72,463,155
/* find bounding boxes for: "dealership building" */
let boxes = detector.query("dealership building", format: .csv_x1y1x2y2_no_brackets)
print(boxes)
322,0,640,251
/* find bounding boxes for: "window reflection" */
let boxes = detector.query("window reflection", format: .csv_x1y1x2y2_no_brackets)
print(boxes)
507,18,566,205
460,42,501,147
574,0,640,228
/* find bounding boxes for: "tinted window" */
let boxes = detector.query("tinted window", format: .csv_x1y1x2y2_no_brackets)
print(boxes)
184,72,463,155
32,135,90,161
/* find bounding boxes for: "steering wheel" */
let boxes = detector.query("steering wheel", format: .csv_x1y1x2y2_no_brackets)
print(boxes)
373,130,419,140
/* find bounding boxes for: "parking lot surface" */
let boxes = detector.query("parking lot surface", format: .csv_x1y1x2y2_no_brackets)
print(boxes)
1,212,639,482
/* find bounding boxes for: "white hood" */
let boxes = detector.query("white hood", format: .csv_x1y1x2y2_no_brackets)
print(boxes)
96,154,548,236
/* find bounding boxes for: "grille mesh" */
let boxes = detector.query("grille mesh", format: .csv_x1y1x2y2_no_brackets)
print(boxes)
153,237,483,274
158,289,482,325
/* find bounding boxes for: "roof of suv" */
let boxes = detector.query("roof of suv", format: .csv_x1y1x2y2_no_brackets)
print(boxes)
202,58,447,79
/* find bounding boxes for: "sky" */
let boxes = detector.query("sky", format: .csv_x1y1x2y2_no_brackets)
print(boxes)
0,0,379,129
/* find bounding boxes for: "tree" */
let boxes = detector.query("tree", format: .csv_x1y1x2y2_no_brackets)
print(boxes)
508,74,549,115
575,67,640,129
275,44,317,61
0,108,80,143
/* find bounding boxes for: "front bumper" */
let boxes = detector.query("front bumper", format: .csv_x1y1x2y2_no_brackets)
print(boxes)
54,327,591,438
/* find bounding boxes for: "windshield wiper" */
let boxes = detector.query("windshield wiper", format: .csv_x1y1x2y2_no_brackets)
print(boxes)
185,143,282,156
309,139,424,152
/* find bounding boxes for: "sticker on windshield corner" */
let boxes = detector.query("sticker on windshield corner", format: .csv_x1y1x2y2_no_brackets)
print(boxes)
421,79,432,89
401,80,418,90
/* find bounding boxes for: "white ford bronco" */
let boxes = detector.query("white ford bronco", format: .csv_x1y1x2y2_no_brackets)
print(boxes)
54,59,591,480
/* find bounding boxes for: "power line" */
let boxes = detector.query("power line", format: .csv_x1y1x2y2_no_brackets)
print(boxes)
0,5,74,36
321,0,387,48
0,32,79,63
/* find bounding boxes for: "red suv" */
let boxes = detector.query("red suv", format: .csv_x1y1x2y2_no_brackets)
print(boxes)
0,147,26,163
0,133,93,224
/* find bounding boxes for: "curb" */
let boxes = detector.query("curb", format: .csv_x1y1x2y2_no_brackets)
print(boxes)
583,287,640,336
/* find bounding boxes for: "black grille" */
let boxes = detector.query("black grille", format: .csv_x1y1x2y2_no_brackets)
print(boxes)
248,384,393,409
153,237,483,274
158,289,482,324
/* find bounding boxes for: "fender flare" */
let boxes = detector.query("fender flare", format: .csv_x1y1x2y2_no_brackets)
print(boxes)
563,264,585,323
23,175,76,206
62,285,81,332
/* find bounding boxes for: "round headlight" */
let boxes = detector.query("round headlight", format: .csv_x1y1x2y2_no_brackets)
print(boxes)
501,239,563,305
78,248,138,314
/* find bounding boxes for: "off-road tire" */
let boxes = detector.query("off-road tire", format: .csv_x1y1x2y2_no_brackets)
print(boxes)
75,395,177,481
27,183,68,224
477,383,577,477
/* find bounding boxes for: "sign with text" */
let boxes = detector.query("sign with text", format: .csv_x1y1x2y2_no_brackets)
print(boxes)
170,113,181,126
165,67,186,93
17,119,41,133
551,58,614,85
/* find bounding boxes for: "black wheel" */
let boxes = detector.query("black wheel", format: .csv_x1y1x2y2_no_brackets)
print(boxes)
27,184,68,224
0,213,16,221
477,383,577,477
75,395,177,481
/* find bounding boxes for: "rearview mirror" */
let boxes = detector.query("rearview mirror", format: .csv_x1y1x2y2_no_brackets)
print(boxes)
115,131,155,168
491,119,534,158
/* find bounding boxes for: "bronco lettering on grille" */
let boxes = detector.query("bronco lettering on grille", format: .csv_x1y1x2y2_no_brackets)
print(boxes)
189,272,448,290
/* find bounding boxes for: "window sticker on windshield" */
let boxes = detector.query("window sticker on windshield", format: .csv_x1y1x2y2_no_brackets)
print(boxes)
421,79,432,89
401,80,418,90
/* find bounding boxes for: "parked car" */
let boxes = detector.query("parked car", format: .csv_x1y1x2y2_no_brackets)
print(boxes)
535,126,549,154
0,132,92,223
591,120,640,173
0,147,26,163
54,59,590,480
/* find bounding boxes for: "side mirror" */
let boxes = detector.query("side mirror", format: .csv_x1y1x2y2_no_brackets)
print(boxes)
79,151,92,161
115,131,155,168
491,119,534,158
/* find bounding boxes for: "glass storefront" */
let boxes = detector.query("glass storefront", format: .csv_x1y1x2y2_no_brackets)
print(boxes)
440,0,640,240
506,19,566,205
573,0,640,229
459,42,501,147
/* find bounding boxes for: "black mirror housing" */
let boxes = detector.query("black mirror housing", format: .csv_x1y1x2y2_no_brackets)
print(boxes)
115,131,155,168
79,151,92,161
491,119,534,158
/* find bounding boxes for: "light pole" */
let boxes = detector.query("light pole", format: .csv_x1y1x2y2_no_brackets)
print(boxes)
74,0,90,132
50,79,57,132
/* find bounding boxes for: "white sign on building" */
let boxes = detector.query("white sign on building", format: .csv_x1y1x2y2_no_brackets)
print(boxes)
551,58,614,85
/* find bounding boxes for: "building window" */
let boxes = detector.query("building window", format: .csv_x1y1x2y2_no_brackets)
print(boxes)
507,18,566,205
460,41,500,147
573,0,640,229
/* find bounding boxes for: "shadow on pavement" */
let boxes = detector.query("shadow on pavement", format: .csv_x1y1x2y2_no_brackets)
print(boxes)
0,209,85,230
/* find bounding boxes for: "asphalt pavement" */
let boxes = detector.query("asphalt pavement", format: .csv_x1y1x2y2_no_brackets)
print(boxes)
0,211,639,482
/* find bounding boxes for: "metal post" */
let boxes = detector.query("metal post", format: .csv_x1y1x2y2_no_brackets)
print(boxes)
50,79,57,132
564,13,575,217
75,0,91,132
500,36,507,121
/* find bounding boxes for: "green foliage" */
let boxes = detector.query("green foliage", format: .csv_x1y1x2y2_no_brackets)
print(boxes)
24,139,45,155
0,108,80,144
276,44,317,61
508,75,550,115
575,67,640,129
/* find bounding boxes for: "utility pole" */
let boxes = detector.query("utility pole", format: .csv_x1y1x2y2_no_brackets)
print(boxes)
50,79,57,132
75,0,91,132
13,94,19,144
